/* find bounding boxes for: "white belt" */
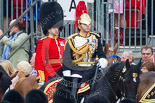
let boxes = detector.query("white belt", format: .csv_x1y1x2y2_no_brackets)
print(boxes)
77,64,93,67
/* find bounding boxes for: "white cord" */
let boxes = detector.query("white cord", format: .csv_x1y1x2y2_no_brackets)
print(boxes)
55,37,62,65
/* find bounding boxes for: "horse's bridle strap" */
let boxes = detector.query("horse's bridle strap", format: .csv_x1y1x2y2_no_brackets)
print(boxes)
106,55,119,60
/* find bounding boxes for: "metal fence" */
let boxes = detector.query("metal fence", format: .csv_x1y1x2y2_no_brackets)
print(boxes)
0,0,155,58
61,0,155,54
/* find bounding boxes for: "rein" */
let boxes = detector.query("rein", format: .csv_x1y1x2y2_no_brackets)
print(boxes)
99,67,118,100
106,55,119,60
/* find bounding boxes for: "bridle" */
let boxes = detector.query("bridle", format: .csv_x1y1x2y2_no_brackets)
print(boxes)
99,65,138,101
119,66,139,101
106,55,120,63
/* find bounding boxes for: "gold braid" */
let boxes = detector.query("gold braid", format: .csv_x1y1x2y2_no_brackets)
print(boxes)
68,39,90,63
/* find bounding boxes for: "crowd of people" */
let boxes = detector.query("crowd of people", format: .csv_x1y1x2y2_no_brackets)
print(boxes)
0,0,155,103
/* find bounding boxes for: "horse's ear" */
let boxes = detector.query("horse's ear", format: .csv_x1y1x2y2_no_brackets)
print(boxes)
126,59,130,69
113,43,118,55
103,43,109,53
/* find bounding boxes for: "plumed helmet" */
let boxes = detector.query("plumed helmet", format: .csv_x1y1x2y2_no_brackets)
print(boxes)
40,2,64,35
74,1,87,28
78,13,91,25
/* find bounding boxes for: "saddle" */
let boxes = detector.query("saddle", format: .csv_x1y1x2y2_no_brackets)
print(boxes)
42,78,90,103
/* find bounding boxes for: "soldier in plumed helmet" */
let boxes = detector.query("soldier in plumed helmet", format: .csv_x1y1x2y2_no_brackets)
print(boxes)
35,2,66,85
62,11,108,81
53,1,108,101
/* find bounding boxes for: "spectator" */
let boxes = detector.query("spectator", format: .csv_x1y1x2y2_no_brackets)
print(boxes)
108,0,126,46
0,60,16,78
25,89,48,103
0,19,30,68
121,50,135,64
30,53,37,76
141,62,155,73
141,45,153,63
2,90,25,103
10,61,32,89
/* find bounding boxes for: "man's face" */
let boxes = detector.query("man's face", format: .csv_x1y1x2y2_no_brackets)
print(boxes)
10,26,17,35
9,19,17,35
141,48,152,62
78,23,91,33
48,27,59,36
121,52,132,62
121,54,129,62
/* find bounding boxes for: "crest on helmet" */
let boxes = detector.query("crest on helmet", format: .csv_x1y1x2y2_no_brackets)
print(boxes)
74,1,91,29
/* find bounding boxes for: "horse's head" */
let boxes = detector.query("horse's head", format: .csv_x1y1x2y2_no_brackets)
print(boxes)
119,59,142,100
103,43,120,66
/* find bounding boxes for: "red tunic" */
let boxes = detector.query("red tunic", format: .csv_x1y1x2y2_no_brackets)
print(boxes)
35,36,66,82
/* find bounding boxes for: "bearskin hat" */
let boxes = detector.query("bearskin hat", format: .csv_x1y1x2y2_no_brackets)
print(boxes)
2,90,25,103
40,2,64,35
25,89,48,103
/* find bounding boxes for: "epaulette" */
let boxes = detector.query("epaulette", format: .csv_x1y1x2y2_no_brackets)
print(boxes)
90,32,100,37
40,36,47,40
67,33,78,40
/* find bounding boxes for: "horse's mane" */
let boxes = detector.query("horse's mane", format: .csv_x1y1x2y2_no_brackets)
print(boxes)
106,62,125,79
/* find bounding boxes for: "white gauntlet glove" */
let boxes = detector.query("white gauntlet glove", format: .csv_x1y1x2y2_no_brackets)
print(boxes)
98,58,108,68
38,81,45,86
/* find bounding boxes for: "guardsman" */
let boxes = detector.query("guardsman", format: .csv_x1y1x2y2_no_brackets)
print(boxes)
35,2,65,85
62,12,108,81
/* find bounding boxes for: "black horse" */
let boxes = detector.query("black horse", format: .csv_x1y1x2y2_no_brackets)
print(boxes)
83,59,141,103
41,59,141,103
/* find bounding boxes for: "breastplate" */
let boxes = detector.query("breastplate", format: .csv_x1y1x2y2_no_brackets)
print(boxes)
72,34,98,66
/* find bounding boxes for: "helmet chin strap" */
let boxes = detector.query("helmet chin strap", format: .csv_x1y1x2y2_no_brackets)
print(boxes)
48,28,59,36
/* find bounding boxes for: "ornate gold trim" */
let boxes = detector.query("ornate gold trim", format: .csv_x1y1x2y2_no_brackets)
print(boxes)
139,83,155,102
90,32,100,37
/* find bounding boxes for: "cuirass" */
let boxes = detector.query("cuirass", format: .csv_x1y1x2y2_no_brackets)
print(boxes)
69,33,99,66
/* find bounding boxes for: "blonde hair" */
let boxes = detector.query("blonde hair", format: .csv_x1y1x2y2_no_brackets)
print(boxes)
0,60,15,76
17,61,32,76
